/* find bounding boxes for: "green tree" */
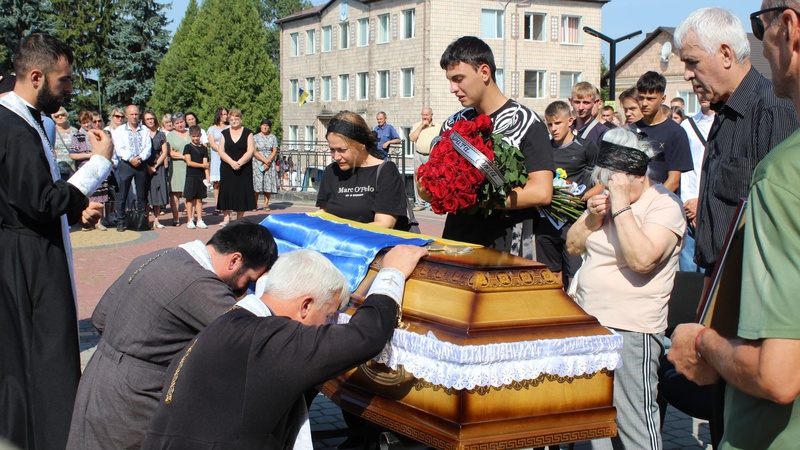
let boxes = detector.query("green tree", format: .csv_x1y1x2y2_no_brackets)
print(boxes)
149,0,199,115
151,0,281,131
0,0,57,72
194,0,281,129
600,55,610,102
104,0,170,107
260,0,311,64
50,0,113,113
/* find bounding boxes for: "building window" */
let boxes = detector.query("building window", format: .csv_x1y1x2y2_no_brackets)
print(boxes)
357,18,369,47
377,70,390,99
357,72,368,100
339,22,350,49
305,77,315,102
306,29,316,54
288,125,298,147
524,13,546,41
290,33,299,57
481,9,504,39
678,90,700,115
562,16,581,44
560,71,581,98
322,26,331,52
400,126,414,157
524,70,546,99
496,68,505,95
338,74,349,100
305,126,315,143
401,68,414,98
402,9,415,39
321,76,331,102
378,14,390,44
290,79,298,103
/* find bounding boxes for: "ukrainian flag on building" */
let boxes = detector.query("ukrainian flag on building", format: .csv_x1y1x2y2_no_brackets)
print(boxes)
298,88,309,106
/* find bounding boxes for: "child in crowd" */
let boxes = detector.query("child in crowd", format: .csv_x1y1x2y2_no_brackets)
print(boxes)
183,125,210,229
618,87,643,125
536,101,600,287
569,81,609,146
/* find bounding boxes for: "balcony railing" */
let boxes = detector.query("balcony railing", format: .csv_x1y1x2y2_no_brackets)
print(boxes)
276,141,411,197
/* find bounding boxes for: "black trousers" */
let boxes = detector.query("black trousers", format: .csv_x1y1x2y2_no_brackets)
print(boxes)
116,161,148,224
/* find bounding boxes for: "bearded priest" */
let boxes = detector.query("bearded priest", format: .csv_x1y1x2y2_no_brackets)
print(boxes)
0,33,113,449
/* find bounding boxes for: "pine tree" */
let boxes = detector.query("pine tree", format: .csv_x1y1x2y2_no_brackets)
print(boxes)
188,0,281,130
49,0,111,113
150,0,281,130
103,0,170,107
0,0,57,72
148,0,199,116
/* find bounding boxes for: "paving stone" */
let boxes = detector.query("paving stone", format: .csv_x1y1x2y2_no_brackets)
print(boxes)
68,200,714,450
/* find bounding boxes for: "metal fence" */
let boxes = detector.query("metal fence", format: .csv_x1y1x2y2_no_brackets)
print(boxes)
275,141,411,197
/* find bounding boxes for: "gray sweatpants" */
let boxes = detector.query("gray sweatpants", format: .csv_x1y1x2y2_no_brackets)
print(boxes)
591,329,665,450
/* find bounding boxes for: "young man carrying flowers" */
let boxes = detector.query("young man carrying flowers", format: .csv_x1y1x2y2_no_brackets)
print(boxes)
536,100,600,286
418,36,554,258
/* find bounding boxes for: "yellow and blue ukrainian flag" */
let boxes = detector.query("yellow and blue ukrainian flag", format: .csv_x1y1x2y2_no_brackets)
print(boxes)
298,88,309,106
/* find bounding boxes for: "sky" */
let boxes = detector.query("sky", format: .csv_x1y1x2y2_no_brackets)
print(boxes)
163,0,754,63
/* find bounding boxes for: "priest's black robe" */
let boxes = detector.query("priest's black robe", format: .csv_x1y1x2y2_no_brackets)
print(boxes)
67,247,239,450
0,105,89,449
141,295,399,450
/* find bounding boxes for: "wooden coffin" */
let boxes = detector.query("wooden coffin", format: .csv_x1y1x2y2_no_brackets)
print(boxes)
322,247,618,449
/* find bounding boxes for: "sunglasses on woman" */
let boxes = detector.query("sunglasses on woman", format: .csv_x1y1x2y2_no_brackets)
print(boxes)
750,6,800,41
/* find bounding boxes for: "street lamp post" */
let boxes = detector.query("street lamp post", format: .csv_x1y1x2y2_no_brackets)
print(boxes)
582,27,642,102
496,0,513,95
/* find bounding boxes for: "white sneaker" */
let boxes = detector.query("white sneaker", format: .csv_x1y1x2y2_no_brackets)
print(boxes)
196,220,208,229
187,220,196,229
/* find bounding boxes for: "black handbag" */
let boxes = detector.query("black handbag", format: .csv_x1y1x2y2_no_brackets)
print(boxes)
58,161,75,180
125,210,150,231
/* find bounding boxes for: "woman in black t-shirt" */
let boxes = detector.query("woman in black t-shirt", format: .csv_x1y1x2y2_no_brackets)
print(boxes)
316,111,408,229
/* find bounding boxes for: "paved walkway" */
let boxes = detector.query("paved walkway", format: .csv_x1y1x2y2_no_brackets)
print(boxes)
73,194,710,449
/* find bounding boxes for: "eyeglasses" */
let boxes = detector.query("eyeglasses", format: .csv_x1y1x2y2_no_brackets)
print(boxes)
53,113,66,118
113,114,124,119
751,6,800,41
92,120,103,123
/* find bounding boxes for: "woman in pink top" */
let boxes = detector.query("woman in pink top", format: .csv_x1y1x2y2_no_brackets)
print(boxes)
566,127,686,450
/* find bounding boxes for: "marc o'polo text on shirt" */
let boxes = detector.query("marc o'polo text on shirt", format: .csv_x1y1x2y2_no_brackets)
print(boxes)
338,185,375,197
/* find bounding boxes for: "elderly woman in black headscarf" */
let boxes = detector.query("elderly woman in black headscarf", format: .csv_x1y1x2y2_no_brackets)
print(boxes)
316,110,410,229
566,127,686,450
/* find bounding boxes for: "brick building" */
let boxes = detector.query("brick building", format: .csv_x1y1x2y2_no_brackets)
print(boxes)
277,0,610,165
609,27,771,115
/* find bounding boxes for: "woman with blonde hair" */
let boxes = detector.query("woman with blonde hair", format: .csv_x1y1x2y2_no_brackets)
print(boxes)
216,109,256,226
69,110,108,230
166,112,190,226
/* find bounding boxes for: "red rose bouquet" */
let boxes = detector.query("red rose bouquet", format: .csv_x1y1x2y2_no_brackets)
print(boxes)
417,115,527,215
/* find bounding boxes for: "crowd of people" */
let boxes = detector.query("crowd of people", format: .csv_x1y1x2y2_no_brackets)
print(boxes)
4,3,800,450
48,105,290,232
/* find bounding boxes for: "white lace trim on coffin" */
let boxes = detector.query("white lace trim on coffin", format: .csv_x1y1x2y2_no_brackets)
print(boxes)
336,313,623,390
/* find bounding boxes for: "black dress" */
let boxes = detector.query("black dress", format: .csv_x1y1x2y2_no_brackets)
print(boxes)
217,127,256,211
147,131,169,207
